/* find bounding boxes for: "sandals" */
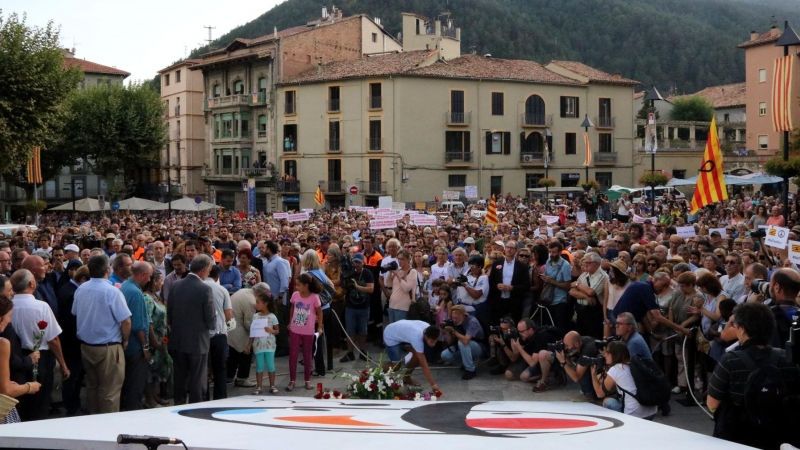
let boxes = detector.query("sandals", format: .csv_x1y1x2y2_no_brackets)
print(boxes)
285,381,295,392
305,382,314,390
270,386,279,395
253,387,262,395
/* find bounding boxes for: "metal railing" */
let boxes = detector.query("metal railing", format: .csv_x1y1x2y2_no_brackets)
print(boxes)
445,152,473,163
243,168,275,178
369,96,382,109
258,130,267,138
277,180,300,192
519,152,552,163
596,116,615,128
285,102,296,115
206,94,251,109
368,137,383,151
594,152,618,163
326,138,342,152
326,180,346,193
360,180,387,195
328,98,341,112
520,114,553,127
447,111,471,125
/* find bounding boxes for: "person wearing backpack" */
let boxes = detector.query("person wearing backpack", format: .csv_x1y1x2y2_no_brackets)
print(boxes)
590,341,658,420
707,302,800,449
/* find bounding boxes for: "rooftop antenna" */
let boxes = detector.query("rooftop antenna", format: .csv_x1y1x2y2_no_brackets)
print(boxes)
184,45,188,58
204,25,216,46
72,37,81,54
771,15,778,28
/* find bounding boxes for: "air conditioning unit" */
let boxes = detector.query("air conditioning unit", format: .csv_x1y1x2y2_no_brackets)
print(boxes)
522,155,535,163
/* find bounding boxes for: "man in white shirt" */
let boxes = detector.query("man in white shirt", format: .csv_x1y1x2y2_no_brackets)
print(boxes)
720,252,746,302
10,269,69,421
569,252,608,339
206,265,233,400
379,239,400,302
383,320,440,392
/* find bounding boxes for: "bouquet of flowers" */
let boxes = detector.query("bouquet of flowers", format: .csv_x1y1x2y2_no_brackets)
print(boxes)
32,321,47,379
337,362,404,400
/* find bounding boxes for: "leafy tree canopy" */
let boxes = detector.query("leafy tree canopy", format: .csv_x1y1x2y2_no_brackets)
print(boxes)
670,96,715,122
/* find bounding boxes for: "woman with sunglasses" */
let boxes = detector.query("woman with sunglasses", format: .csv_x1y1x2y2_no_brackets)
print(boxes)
631,256,648,281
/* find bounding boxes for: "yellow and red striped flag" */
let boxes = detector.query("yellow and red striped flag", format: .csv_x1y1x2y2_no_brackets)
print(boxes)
314,186,325,206
690,116,727,213
486,195,498,230
27,146,42,184
583,132,592,167
772,54,795,132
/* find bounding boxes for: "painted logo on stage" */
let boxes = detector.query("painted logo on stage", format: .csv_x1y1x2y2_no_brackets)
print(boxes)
176,400,623,437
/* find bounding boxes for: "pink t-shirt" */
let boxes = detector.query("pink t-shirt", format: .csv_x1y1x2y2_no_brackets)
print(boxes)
288,291,321,335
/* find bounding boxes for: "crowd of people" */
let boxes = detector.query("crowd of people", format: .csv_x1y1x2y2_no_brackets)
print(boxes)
0,190,798,449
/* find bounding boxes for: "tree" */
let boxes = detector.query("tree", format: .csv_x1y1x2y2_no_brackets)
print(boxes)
0,11,82,172
57,82,168,181
669,96,714,122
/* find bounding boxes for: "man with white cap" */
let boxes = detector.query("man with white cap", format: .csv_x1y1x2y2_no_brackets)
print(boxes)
64,244,81,263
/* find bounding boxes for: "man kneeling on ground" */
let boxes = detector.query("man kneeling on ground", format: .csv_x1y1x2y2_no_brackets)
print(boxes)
440,305,486,380
533,331,599,401
383,320,440,394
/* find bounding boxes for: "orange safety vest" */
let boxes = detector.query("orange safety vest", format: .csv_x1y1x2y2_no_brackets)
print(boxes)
211,249,222,263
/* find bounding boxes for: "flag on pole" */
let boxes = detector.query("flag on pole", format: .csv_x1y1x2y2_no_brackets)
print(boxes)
486,195,498,231
583,132,592,167
772,54,795,132
27,146,42,184
690,116,727,213
314,186,325,206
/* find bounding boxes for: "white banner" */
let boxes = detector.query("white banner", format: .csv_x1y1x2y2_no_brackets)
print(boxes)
765,225,789,249
676,226,696,238
302,208,314,213
464,186,478,199
577,211,587,224
413,215,438,226
632,214,652,224
470,210,487,218
378,196,393,209
541,215,560,224
370,218,398,230
273,212,288,220
442,190,460,200
287,212,310,223
375,208,392,214
534,227,554,238
789,240,800,265
356,206,372,212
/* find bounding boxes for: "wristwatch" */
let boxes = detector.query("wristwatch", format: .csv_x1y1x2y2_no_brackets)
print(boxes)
142,344,150,352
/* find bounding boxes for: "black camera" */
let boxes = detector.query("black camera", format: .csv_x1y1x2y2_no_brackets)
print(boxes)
579,355,606,371
751,228,767,238
379,261,399,273
507,328,520,340
547,341,565,352
440,318,456,329
594,335,621,350
750,279,770,295
340,254,357,289
489,326,503,336
452,274,468,286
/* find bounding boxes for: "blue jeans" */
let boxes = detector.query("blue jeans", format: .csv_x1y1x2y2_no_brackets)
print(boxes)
387,308,407,324
578,369,595,397
440,340,483,371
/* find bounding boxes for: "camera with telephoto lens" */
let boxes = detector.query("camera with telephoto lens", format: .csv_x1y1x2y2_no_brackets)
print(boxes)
440,318,456,329
452,274,469,286
340,254,357,289
547,341,565,352
750,279,770,295
507,328,520,340
751,228,767,239
579,355,606,371
379,261,399,273
594,335,622,350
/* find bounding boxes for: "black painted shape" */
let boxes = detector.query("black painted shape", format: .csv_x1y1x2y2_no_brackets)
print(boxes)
400,402,512,438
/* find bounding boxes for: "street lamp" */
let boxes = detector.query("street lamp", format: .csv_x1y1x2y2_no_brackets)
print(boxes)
643,85,664,211
775,21,800,220
542,128,552,209
159,182,172,219
580,114,594,182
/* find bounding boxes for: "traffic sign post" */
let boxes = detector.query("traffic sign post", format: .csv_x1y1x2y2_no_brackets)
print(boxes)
111,201,120,211
349,185,359,195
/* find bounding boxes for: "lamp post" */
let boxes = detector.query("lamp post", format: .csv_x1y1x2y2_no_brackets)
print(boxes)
542,127,552,209
159,182,172,219
643,85,664,211
580,114,594,182
776,21,800,220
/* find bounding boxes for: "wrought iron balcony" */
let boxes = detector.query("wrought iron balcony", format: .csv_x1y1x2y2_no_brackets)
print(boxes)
520,114,553,127
446,111,472,126
596,116,615,129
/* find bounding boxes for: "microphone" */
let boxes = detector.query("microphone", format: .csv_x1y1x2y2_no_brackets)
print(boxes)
117,434,180,446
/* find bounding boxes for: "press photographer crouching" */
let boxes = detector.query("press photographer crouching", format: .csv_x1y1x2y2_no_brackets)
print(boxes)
440,305,486,380
488,318,560,382
533,331,600,401
589,341,658,420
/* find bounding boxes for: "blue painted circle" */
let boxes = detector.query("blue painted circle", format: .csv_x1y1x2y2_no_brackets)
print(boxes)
195,196,202,204
111,202,120,211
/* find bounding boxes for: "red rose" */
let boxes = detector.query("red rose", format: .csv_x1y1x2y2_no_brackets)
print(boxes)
391,383,399,390
359,376,366,383
341,394,348,399
314,393,323,399
435,391,443,398
322,393,331,399
370,383,377,390
37,321,47,330
362,369,368,375
333,390,341,397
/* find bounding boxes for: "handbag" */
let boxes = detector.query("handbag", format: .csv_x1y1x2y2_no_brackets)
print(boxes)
310,269,336,307
0,394,18,422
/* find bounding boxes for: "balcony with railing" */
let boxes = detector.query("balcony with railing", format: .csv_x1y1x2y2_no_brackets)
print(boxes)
285,102,296,115
594,152,618,164
206,94,251,109
283,139,297,152
277,180,300,192
519,152,553,166
445,151,473,167
326,138,342,152
369,96,382,110
242,167,277,178
367,137,383,151
596,116,615,129
326,180,346,193
360,180,387,196
520,114,553,128
328,98,341,112
446,111,472,126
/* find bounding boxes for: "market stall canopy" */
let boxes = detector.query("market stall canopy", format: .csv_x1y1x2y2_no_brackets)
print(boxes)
147,197,219,211
49,198,109,212
116,197,164,210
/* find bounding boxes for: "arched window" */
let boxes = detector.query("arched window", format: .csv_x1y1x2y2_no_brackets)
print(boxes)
258,115,267,138
524,95,545,125
258,77,267,94
213,84,221,98
233,80,244,95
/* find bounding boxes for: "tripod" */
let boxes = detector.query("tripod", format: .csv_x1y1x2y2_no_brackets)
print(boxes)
530,302,554,328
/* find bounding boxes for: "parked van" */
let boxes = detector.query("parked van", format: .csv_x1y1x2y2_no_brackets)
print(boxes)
606,185,685,204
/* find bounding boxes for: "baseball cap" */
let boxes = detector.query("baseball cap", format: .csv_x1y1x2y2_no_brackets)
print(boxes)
64,244,80,253
319,234,331,242
463,237,475,244
352,253,365,263
494,240,505,248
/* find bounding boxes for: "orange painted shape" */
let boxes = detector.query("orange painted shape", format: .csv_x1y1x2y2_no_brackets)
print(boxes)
275,415,388,427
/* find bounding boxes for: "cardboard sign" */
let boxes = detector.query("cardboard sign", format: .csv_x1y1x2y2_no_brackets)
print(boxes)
302,208,314,213
632,214,653,224
709,227,727,238
287,212,310,223
378,196,393,209
443,190,460,200
273,213,288,220
249,318,269,338
465,186,478,199
414,202,427,211
427,205,437,214
788,240,800,265
765,225,789,249
370,218,398,230
577,211,587,224
413,215,437,226
676,226,696,238
541,215,560,224
392,202,406,212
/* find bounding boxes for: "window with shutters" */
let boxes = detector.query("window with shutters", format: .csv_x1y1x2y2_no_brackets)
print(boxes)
369,119,382,150
369,159,381,183
491,92,504,115
485,131,510,155
328,121,341,151
445,131,471,162
450,90,466,123
490,176,502,197
560,96,579,118
328,159,342,181
328,86,341,112
565,133,577,154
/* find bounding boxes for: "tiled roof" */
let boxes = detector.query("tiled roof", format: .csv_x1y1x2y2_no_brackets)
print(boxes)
548,60,639,86
738,30,781,48
673,82,746,109
282,50,436,84
158,59,203,74
634,92,645,100
408,54,582,85
64,58,130,77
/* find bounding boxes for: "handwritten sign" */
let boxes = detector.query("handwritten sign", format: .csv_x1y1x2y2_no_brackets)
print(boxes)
273,212,288,220
541,215,560,224
789,240,800,265
765,225,789,250
287,212,310,223
443,190,460,200
676,226,696,238
413,215,437,226
370,218,398,230
465,186,478,199
577,211,587,224
632,214,653,224
249,318,270,338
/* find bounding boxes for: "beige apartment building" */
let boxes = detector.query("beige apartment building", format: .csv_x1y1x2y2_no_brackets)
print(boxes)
275,46,639,209
738,26,800,154
191,7,403,211
157,60,206,200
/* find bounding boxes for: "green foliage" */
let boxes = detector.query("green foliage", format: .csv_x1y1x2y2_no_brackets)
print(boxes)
0,11,82,173
538,177,557,188
580,179,601,191
763,157,800,179
187,0,800,94
148,74,161,94
670,96,715,122
24,200,47,213
57,83,168,178
638,171,672,187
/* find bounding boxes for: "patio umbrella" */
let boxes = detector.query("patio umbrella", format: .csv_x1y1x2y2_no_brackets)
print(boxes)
49,198,109,212
117,197,164,210
147,197,219,211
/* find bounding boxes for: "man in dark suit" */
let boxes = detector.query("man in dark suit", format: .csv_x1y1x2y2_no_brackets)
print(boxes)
167,254,216,405
56,264,90,416
488,240,531,324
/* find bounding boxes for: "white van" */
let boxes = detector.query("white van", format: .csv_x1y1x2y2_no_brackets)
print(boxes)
440,201,466,211
613,186,685,204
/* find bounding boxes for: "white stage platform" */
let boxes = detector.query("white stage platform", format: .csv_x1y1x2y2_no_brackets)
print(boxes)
0,397,749,449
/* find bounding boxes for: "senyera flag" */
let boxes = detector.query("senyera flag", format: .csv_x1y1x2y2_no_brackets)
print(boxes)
314,186,325,206
486,195,498,230
27,146,42,184
690,115,727,213
772,54,795,132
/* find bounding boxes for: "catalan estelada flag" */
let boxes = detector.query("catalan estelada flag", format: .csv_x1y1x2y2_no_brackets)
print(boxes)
690,116,727,213
314,186,325,206
27,146,42,184
772,54,796,132
583,132,592,167
486,195,498,230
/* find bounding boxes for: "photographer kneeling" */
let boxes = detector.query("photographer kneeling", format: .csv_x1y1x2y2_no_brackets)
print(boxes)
487,317,515,375
502,318,560,383
590,341,658,420
440,305,486,380
533,331,599,401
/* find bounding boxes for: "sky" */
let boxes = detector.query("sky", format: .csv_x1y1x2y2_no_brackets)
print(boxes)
4,0,285,82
